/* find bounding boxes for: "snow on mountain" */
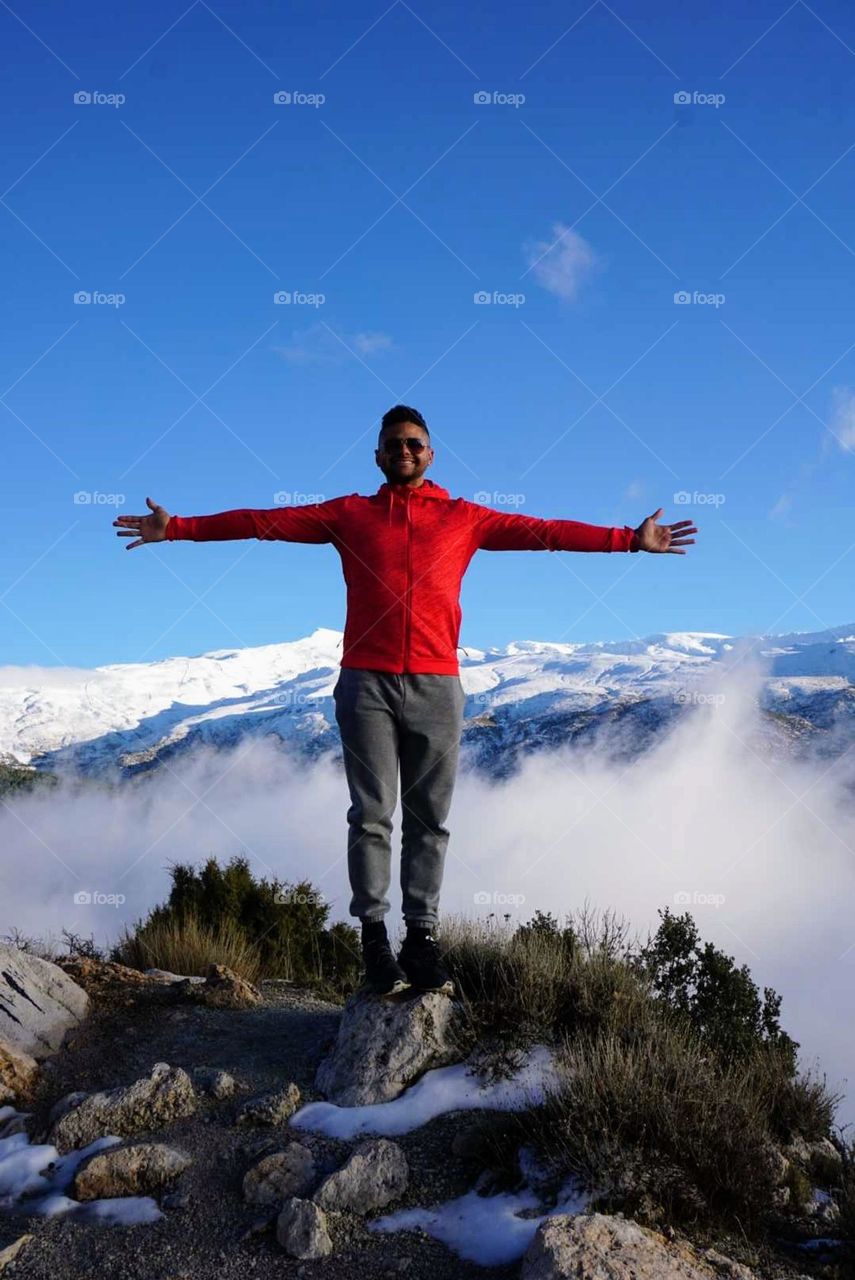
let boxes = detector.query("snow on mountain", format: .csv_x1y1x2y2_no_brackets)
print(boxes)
0,625,852,779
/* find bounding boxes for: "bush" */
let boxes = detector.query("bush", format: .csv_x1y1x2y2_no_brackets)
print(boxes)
630,907,799,1074
440,904,842,1237
514,1012,785,1229
111,855,361,997
113,911,263,985
441,904,653,1064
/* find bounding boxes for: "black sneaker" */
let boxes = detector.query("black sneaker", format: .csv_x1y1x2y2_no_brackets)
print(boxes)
398,931,455,996
361,934,411,996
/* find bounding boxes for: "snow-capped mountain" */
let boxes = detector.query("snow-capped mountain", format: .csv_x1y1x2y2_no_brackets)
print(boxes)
0,625,853,781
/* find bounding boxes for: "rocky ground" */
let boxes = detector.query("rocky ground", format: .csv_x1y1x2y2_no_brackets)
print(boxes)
0,954,849,1280
1,974,523,1280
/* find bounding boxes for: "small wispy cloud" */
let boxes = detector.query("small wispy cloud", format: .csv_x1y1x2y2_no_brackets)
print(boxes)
768,493,792,521
828,386,855,451
351,332,393,356
274,325,394,366
524,223,601,301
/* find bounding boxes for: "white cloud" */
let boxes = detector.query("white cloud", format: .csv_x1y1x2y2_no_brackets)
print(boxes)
275,325,394,365
524,223,600,301
2,651,853,1129
828,385,855,451
768,493,792,520
351,332,393,356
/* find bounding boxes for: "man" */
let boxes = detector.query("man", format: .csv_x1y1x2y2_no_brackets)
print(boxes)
114,404,697,998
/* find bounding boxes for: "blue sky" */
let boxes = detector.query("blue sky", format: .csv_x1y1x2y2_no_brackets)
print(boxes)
2,0,855,669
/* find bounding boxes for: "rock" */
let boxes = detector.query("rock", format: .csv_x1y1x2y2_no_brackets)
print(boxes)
191,1066,239,1099
244,1144,318,1205
235,1082,301,1126
57,957,154,995
48,1089,90,1128
313,1138,408,1214
764,1142,790,1186
276,1197,333,1259
0,1038,39,1104
698,1247,757,1280
521,1213,759,1280
0,942,88,1058
73,1142,192,1199
315,988,463,1105
183,965,261,1010
783,1135,844,1185
0,1235,33,1274
50,1062,197,1153
145,969,205,984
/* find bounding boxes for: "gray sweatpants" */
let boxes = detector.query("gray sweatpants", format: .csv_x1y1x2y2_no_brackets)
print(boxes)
332,667,467,929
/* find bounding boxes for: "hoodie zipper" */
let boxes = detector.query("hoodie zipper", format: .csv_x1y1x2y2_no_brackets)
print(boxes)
403,490,412,671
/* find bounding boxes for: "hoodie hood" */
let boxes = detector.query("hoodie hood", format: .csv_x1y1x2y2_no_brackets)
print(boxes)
377,476,451,524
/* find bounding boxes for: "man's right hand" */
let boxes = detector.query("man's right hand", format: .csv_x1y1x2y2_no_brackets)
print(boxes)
113,496,172,550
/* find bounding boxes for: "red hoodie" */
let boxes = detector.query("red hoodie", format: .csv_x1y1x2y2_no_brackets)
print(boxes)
164,480,641,675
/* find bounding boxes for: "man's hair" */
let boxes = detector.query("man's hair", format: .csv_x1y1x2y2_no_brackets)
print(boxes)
378,404,429,448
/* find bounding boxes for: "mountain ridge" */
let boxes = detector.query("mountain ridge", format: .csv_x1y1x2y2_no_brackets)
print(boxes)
1,624,853,779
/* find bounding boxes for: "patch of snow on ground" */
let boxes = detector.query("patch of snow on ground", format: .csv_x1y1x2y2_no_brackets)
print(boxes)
289,1042,561,1139
368,1173,589,1267
0,1109,162,1224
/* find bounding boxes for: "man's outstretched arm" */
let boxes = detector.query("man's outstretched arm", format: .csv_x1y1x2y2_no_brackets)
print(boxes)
114,496,342,550
470,503,697,554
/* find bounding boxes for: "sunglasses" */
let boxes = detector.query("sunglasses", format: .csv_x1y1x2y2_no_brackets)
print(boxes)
381,437,428,455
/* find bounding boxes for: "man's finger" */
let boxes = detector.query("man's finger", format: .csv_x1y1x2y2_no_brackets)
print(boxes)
126,538,143,550
667,520,697,531
116,530,138,537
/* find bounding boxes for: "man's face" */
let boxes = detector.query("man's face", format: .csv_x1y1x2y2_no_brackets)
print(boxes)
375,422,434,485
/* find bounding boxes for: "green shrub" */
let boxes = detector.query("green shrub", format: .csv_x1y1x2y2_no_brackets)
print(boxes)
530,1016,782,1229
441,904,841,1237
629,907,799,1073
111,855,361,996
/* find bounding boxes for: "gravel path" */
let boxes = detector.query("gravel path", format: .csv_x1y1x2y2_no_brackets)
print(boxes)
0,980,521,1280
